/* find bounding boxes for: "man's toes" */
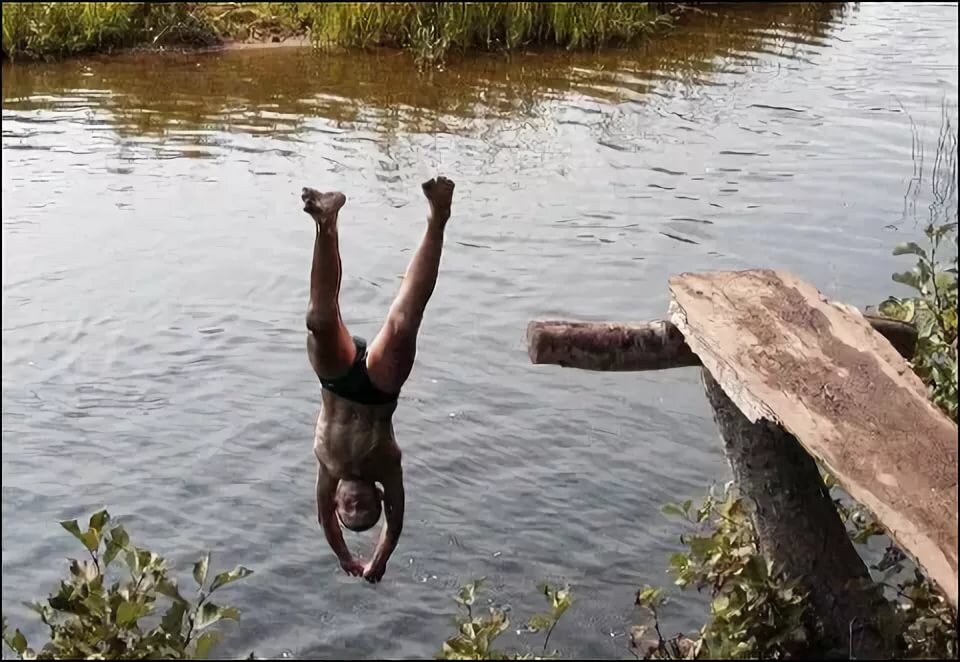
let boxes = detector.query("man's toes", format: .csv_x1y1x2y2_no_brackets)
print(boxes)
422,178,436,195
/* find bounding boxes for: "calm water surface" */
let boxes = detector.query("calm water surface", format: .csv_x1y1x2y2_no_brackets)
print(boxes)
2,2,958,658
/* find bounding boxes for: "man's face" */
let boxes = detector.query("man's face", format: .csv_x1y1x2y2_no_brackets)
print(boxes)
336,479,382,532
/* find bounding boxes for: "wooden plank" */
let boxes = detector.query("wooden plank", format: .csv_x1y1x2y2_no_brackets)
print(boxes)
668,269,959,608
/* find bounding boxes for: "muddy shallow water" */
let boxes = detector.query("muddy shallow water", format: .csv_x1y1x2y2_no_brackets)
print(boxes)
2,2,957,658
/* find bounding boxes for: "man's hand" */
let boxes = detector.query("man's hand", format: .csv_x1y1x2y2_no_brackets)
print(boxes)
362,559,387,584
341,558,365,577
363,466,404,584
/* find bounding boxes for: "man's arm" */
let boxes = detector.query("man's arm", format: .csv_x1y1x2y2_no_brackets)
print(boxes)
363,466,405,583
316,461,364,576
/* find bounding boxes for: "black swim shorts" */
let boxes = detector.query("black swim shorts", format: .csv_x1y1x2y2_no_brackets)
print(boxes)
319,336,398,406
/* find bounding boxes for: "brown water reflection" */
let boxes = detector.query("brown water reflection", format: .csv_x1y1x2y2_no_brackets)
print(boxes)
3,3,848,141
2,2,957,660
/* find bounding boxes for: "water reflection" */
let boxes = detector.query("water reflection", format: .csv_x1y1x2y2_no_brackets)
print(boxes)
2,3,849,150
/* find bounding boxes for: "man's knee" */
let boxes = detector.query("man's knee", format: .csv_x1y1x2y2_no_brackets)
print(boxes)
305,308,338,336
384,311,419,345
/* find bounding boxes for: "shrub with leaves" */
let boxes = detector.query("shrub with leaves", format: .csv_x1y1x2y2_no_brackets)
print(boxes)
438,579,572,660
880,107,958,421
632,485,811,660
879,221,958,421
639,479,958,660
1,510,252,660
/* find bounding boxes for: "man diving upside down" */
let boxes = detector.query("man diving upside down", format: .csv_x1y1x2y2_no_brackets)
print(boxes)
301,177,455,583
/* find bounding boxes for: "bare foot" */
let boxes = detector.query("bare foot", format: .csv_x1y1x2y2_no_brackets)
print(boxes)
301,187,346,227
421,176,455,228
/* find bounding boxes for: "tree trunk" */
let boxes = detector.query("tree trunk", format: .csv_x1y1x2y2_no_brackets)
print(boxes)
701,368,895,658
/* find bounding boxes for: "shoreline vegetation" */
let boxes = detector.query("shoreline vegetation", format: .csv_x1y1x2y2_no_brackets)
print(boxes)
1,2,681,64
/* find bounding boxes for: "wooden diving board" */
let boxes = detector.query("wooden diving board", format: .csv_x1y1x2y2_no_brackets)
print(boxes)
668,269,958,608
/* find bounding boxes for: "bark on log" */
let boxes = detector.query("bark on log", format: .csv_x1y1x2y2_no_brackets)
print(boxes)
527,315,916,372
701,368,895,658
526,319,699,371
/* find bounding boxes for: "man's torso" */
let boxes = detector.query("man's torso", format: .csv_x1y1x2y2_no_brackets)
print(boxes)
313,388,400,480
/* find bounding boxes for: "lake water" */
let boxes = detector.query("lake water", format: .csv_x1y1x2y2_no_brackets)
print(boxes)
2,2,957,659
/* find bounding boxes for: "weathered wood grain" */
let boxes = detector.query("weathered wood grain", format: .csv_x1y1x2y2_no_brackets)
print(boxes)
668,269,959,608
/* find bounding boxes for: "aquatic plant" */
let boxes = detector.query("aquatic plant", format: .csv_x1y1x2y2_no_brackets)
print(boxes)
1,509,252,660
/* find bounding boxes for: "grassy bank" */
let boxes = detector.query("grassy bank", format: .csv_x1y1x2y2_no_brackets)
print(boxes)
1,2,673,63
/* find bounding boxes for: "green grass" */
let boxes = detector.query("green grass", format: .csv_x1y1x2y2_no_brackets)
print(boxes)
308,2,672,64
2,2,671,63
1,3,221,60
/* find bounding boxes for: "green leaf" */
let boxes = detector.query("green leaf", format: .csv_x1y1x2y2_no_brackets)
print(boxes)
5,629,28,654
116,601,148,627
193,552,210,588
104,525,129,567
138,549,160,574
455,578,485,607
661,503,684,519
878,297,915,322
893,241,928,258
109,525,129,547
59,520,84,545
636,586,663,607
527,614,553,632
194,602,239,630
209,566,253,592
442,638,477,658
194,631,222,659
713,594,730,613
88,510,110,534
220,606,241,621
125,548,141,577
157,578,186,604
688,536,714,559
161,600,187,635
934,271,958,292
79,529,100,552
893,269,923,292
915,308,938,339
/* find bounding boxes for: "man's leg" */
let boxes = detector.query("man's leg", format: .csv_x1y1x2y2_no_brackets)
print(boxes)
367,177,455,394
302,187,356,380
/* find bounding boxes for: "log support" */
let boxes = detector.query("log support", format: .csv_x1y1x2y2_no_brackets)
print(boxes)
701,369,895,658
527,314,916,372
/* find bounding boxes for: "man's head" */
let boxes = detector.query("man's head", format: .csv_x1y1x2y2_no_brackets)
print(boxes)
335,479,383,532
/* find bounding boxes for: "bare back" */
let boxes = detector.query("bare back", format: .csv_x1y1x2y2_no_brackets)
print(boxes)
313,389,401,480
